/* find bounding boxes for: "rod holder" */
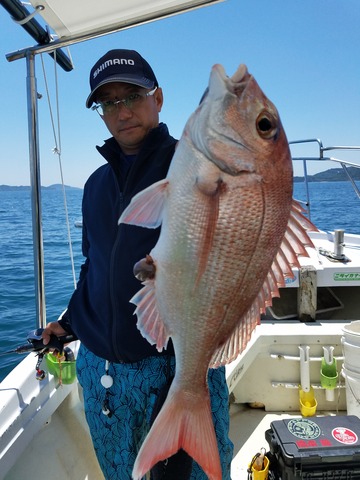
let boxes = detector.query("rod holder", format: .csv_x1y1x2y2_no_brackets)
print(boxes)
320,352,338,402
333,229,345,260
299,345,311,392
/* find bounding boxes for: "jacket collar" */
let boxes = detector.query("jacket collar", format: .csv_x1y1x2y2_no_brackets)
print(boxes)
96,122,170,169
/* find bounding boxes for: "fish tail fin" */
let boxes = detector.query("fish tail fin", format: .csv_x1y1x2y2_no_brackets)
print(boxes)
132,389,222,480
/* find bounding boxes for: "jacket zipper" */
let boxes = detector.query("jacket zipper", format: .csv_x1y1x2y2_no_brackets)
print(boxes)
109,162,139,362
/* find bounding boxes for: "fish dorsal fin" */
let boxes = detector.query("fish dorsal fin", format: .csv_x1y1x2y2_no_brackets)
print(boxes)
118,179,169,228
210,199,317,368
130,279,170,352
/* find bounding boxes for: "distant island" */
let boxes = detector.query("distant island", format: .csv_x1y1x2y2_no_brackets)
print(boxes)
1,168,360,189
0,184,82,191
294,166,360,183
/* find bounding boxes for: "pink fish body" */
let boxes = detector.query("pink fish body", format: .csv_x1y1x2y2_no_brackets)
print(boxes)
119,64,316,479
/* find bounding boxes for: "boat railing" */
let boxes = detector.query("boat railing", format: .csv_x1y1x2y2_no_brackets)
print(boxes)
289,139,360,221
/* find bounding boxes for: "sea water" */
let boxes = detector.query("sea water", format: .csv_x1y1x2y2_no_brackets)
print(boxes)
0,181,359,381
0,187,83,381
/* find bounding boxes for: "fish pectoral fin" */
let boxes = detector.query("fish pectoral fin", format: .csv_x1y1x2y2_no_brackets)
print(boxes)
118,179,169,228
132,389,221,480
130,279,169,352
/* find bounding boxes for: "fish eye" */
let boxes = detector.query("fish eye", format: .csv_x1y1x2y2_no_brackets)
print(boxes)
256,111,278,139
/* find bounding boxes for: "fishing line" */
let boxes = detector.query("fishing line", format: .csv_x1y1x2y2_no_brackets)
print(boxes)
40,51,77,288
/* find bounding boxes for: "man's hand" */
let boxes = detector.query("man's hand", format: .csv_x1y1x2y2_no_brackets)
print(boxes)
42,321,68,346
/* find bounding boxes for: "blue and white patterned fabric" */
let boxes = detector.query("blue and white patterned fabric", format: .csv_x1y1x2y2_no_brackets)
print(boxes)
76,344,233,479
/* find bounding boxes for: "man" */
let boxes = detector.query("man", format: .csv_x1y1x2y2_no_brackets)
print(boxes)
43,49,233,479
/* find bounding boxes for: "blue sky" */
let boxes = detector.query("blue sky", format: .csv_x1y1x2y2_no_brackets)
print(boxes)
0,0,359,187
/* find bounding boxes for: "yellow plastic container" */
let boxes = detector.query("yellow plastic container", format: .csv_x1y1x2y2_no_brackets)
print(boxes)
299,386,317,417
250,455,269,480
45,352,77,384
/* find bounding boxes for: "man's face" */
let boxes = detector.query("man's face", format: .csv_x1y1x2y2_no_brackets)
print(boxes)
95,82,163,154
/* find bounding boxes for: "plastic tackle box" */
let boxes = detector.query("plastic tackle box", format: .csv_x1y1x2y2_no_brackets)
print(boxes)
265,415,360,479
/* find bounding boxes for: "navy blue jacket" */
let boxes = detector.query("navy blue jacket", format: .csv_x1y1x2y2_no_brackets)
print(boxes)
60,123,177,362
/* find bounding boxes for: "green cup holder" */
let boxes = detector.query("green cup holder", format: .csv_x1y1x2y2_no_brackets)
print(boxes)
320,357,338,389
45,352,76,384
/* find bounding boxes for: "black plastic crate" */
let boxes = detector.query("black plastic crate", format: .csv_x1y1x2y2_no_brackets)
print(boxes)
265,415,360,479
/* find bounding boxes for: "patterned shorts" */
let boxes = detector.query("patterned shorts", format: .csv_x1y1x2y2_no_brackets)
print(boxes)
76,344,233,479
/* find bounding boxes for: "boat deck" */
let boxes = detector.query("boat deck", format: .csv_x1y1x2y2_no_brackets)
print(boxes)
230,404,295,478
4,385,346,479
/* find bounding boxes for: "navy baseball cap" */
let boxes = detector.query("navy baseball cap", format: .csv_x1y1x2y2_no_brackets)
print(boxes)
86,49,158,108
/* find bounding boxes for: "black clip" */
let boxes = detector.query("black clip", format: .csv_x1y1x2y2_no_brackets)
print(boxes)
102,394,112,418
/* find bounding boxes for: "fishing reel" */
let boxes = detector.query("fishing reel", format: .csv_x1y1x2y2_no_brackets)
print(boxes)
27,328,76,380
12,328,75,354
1,328,76,381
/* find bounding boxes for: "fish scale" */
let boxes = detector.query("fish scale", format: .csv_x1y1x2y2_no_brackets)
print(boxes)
119,62,317,480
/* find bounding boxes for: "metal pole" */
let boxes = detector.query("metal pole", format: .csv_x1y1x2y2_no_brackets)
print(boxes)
6,0,223,64
302,158,311,221
26,51,46,329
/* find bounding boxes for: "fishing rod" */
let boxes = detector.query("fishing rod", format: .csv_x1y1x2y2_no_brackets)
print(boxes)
0,328,76,356
0,328,76,381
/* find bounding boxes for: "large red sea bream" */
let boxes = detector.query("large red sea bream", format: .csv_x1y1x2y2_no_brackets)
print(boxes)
119,63,316,479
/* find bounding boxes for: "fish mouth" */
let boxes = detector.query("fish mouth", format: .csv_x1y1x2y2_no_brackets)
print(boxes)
198,64,249,105
231,64,248,83
230,64,249,88
214,63,250,97
205,64,256,176
189,63,261,177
